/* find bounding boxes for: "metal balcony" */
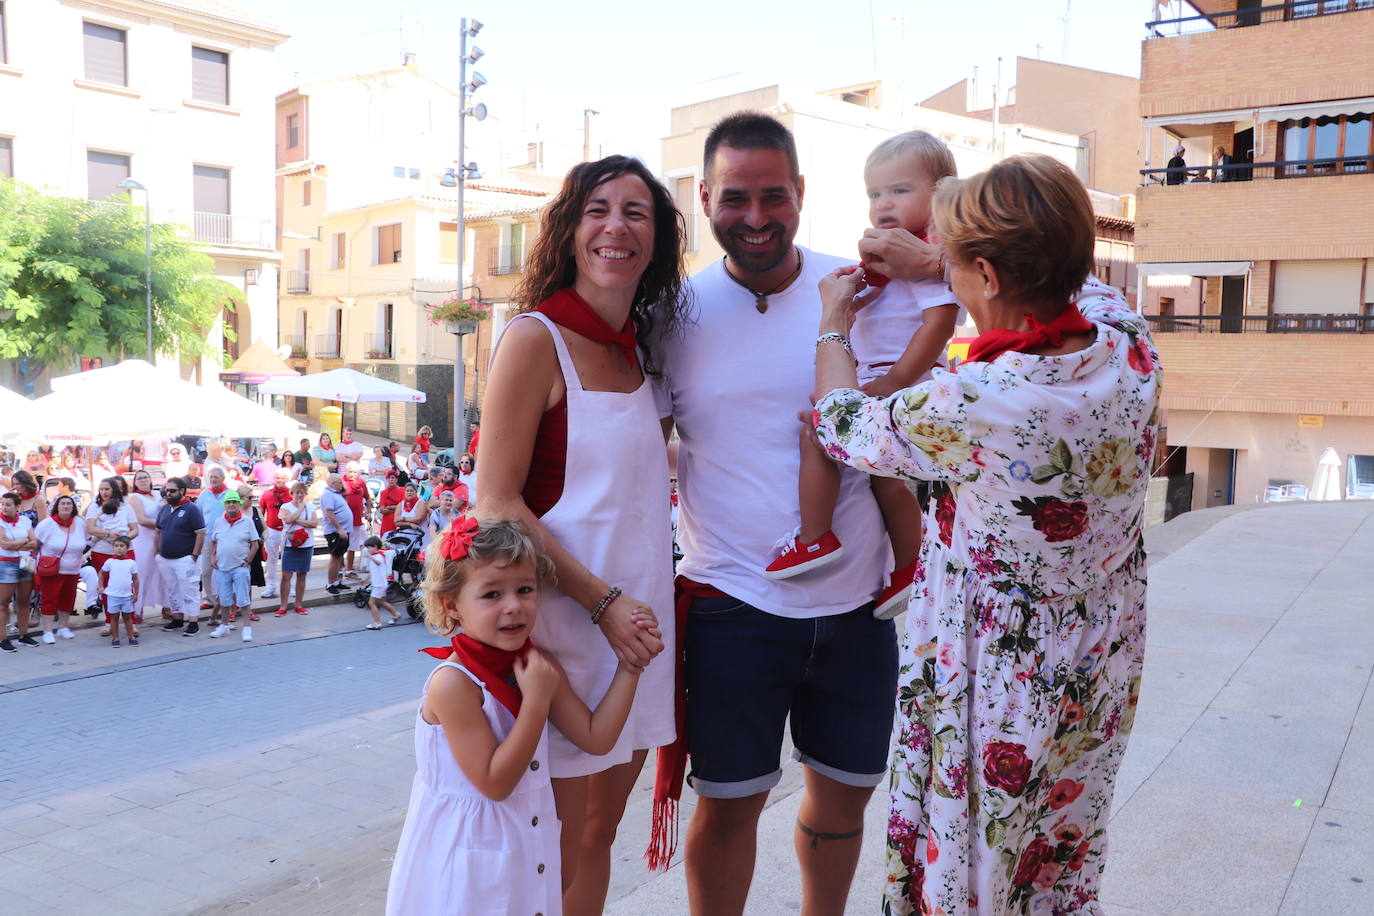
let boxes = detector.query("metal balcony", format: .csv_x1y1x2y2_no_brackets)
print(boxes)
364,333,393,359
488,249,525,276
1147,1,1374,38
283,270,311,294
315,334,341,358
1145,313,1374,334
283,334,307,358
1141,154,1372,186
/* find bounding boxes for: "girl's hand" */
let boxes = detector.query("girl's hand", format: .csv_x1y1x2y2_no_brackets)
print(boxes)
513,649,559,708
818,267,861,334
598,593,664,670
629,606,662,638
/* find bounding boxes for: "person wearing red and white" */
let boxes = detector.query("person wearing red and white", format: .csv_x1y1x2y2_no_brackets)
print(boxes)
394,481,430,546
341,463,372,581
277,482,317,616
333,427,366,469
127,471,167,621
33,495,88,643
258,469,292,600
0,491,39,651
84,477,138,633
411,426,433,469
426,466,469,513
376,469,405,539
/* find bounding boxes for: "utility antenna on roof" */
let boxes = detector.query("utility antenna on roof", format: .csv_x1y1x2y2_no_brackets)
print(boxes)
1061,0,1072,62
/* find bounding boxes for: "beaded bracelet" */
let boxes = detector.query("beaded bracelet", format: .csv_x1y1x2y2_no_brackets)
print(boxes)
590,585,622,625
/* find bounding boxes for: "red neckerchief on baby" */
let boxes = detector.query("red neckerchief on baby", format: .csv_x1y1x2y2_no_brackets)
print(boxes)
646,576,730,872
419,633,531,717
536,287,638,369
860,229,928,289
964,303,1095,365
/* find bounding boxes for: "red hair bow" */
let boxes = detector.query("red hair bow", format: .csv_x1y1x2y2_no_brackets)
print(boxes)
439,514,481,562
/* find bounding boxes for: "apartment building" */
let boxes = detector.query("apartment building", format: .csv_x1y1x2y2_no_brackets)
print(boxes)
1136,0,1374,508
275,61,557,444
0,0,286,387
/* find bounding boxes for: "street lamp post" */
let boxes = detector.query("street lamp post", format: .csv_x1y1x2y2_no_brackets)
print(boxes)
119,178,153,362
440,17,486,451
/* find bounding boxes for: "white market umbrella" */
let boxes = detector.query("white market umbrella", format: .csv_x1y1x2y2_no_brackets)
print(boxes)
1311,447,1343,502
31,359,303,443
259,367,426,404
0,386,39,445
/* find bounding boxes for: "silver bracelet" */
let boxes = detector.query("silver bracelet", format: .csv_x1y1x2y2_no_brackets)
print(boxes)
816,332,854,358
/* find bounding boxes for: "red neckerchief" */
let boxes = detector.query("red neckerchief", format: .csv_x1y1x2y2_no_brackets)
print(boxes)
209,484,227,495
536,288,638,368
52,513,76,528
401,497,418,513
646,576,730,872
860,229,928,288
965,304,1095,364
1,511,18,524
223,512,244,526
269,485,290,505
419,633,531,716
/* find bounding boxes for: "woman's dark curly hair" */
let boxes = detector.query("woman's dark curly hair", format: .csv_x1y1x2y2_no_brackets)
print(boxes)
513,155,687,373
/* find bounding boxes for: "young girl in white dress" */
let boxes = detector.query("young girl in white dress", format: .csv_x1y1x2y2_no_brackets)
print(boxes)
386,517,649,916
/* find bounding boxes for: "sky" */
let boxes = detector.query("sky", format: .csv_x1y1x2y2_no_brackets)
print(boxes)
226,0,1155,170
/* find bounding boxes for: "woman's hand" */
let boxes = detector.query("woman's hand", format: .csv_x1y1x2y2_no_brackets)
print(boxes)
857,228,943,281
818,266,862,335
598,593,664,671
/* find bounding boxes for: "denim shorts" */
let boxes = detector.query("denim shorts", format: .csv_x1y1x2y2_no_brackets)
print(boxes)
106,594,135,616
685,596,898,798
0,561,31,584
215,567,251,607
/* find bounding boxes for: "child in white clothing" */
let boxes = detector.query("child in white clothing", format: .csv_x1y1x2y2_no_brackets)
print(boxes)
766,131,963,618
385,517,651,915
100,536,139,647
362,536,399,628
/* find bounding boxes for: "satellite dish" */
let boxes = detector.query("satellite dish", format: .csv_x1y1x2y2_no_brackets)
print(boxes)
276,345,292,359
471,102,488,122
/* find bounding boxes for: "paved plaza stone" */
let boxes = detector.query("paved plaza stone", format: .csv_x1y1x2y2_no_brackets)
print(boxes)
0,500,1370,914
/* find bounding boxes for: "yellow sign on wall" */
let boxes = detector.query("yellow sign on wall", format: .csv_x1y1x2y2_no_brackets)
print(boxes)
1298,415,1325,428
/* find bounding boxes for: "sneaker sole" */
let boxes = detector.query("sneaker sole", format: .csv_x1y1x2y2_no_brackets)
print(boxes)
763,546,845,580
873,586,911,620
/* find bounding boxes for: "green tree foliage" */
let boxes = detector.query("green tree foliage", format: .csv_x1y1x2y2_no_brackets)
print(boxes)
0,179,238,368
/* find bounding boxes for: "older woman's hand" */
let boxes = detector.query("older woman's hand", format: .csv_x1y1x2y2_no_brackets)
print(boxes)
857,228,943,282
818,267,863,335
598,593,664,670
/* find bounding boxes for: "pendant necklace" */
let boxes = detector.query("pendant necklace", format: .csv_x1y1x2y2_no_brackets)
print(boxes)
723,248,804,313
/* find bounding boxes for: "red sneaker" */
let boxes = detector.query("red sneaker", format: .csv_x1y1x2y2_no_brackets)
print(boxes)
764,529,844,580
227,610,237,623
274,608,288,617
249,613,260,622
874,558,919,620
294,606,309,615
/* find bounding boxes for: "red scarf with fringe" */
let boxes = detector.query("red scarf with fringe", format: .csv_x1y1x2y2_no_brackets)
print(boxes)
419,633,530,716
965,304,1094,364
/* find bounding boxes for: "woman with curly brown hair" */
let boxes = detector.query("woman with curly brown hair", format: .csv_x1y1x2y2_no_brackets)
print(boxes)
479,154,686,913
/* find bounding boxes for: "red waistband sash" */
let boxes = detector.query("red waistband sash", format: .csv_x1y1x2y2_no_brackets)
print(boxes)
964,303,1095,364
419,633,531,717
646,576,729,872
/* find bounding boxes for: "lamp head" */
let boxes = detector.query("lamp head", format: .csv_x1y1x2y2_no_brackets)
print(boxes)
467,19,483,36
467,46,483,64
439,168,458,188
464,163,482,181
468,102,488,121
466,71,487,92
118,178,147,192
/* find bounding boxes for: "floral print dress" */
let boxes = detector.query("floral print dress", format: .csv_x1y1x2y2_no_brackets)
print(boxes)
814,283,1161,915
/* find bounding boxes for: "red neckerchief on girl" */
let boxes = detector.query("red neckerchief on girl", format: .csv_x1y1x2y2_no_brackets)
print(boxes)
419,633,531,716
964,303,1095,364
536,288,639,368
860,229,929,289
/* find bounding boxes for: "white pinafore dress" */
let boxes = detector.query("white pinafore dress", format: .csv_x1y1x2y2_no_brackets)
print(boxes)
496,312,676,778
386,661,561,916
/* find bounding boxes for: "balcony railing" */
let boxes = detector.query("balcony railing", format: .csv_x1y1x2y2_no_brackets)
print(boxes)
488,249,525,276
167,210,274,248
1141,154,1372,185
315,334,341,358
1147,1,1374,37
1146,313,1374,334
284,334,307,358
364,333,393,359
283,269,311,294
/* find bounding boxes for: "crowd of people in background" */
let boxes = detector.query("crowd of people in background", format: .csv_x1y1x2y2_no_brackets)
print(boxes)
0,425,480,652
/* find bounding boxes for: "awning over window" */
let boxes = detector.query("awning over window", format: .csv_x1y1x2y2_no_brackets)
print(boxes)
1137,261,1251,277
1257,97,1374,123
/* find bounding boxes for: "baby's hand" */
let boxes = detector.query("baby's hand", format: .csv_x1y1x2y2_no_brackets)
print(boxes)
629,606,661,637
861,374,904,398
513,649,560,707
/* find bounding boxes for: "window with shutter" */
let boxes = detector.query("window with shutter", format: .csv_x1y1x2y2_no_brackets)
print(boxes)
191,46,228,105
332,232,346,269
86,150,130,200
83,22,127,87
287,114,299,149
193,165,230,213
0,138,11,179
377,224,402,264
302,179,311,206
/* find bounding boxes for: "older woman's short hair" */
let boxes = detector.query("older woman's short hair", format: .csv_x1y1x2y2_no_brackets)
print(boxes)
934,154,1095,310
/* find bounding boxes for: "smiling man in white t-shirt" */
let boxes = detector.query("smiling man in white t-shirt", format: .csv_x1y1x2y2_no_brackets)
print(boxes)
654,112,897,914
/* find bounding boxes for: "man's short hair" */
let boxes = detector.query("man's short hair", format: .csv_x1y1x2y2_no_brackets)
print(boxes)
165,476,188,491
703,112,799,185
866,130,958,184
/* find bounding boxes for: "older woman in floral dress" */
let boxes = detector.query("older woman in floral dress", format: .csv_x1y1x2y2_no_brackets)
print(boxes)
812,155,1161,915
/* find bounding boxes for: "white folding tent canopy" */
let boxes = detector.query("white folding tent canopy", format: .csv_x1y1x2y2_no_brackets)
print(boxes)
258,367,426,404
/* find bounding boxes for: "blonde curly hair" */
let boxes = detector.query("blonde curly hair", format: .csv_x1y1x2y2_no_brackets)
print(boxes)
420,518,555,635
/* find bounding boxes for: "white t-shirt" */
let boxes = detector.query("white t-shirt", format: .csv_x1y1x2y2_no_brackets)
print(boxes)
102,556,138,597
367,548,392,591
653,247,890,619
34,517,88,575
850,277,962,384
86,502,137,556
334,440,366,465
142,438,169,463
0,514,33,559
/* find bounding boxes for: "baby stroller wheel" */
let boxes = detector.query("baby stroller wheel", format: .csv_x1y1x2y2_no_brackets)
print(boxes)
352,587,370,608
